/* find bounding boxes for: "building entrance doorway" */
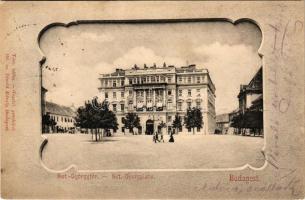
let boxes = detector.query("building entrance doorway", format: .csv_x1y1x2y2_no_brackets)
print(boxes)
146,119,154,135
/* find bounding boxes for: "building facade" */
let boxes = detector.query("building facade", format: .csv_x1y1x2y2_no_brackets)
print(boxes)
44,101,76,133
216,113,230,134
232,67,263,136
98,64,216,135
238,67,263,114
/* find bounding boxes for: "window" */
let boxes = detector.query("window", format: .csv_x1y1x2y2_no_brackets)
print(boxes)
143,77,146,83
188,77,192,83
187,102,192,108
179,90,182,97
121,80,124,86
197,76,201,83
121,104,124,111
156,76,159,82
129,90,132,96
113,92,116,99
105,92,108,98
179,77,182,82
128,103,133,110
188,89,192,96
196,102,201,108
151,76,155,82
197,127,201,132
168,90,172,96
121,91,124,98
129,78,133,85
167,101,172,109
178,102,182,111
161,76,165,82
168,76,172,83
113,80,116,87
105,80,108,86
113,104,117,112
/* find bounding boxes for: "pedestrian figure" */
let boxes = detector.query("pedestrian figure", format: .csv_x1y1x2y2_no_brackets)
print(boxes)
153,131,159,143
169,130,175,143
153,132,157,143
159,129,164,143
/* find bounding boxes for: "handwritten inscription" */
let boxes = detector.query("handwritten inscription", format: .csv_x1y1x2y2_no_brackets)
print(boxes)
4,23,37,39
196,176,301,197
266,18,303,185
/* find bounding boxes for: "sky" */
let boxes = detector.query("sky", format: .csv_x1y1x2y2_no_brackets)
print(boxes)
40,21,262,114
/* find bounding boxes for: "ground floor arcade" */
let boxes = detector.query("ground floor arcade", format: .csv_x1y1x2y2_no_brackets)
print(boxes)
113,111,215,135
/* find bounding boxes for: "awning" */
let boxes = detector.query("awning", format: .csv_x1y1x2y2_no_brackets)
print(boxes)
147,102,153,108
157,102,163,107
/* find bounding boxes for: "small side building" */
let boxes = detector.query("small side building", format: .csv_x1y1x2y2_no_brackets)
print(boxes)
215,113,230,134
44,101,76,133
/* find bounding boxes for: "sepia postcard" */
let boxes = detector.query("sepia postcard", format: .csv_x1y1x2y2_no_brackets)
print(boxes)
0,1,304,199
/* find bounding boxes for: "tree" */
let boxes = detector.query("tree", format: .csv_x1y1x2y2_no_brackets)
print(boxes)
172,114,182,134
75,99,99,141
122,113,140,135
231,114,241,134
42,113,57,133
99,100,118,137
184,107,203,134
75,98,118,141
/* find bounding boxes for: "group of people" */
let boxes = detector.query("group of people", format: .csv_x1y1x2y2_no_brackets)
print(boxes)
153,129,175,143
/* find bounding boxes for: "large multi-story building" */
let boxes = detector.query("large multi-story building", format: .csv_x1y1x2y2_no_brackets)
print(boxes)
98,64,216,135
